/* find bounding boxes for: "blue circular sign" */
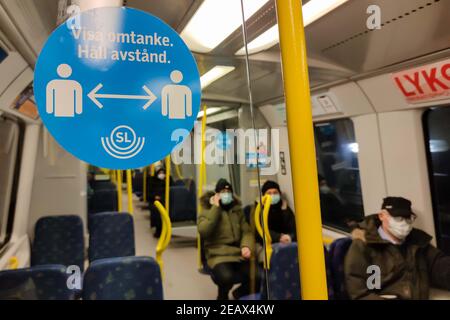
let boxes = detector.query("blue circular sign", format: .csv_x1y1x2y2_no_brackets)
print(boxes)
34,7,201,169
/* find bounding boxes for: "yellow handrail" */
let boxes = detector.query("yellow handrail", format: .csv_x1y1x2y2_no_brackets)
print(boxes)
254,195,272,269
175,163,184,180
8,256,19,270
126,169,133,214
276,0,328,299
116,170,123,212
154,200,172,277
164,156,171,214
197,105,207,270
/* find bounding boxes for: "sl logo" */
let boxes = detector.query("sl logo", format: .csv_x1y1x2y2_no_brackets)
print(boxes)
101,125,145,159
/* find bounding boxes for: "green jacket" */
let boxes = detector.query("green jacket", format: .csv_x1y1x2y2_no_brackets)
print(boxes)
198,192,253,269
344,214,450,300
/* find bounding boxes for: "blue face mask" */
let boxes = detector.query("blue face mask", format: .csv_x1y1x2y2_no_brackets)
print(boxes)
220,192,233,205
270,194,281,205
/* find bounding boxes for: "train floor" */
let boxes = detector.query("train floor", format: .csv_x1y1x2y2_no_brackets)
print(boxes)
123,193,217,300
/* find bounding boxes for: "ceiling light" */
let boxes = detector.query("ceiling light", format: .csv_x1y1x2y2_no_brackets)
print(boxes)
235,24,278,55
197,107,222,119
181,0,270,53
200,66,235,89
235,0,349,55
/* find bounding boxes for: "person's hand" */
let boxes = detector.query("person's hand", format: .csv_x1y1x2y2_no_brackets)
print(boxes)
281,199,288,210
280,234,292,244
241,247,251,259
212,193,221,207
155,195,161,201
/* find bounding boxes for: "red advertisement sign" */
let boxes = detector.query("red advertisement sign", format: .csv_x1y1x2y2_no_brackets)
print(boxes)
392,59,450,104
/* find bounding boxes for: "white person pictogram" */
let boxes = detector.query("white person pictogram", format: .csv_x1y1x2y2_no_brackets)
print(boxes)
161,70,192,119
46,63,83,117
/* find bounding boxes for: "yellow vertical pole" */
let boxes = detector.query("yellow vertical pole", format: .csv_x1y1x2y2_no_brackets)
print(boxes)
150,163,155,176
111,170,116,183
275,0,328,300
126,169,133,214
165,156,171,214
116,170,123,212
197,105,207,269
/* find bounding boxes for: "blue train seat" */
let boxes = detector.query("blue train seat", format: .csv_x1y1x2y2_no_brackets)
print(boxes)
0,265,75,300
31,215,84,272
82,256,163,300
169,185,196,222
328,237,353,300
88,212,135,262
267,243,301,300
88,188,118,214
241,243,334,300
132,170,143,198
90,179,115,191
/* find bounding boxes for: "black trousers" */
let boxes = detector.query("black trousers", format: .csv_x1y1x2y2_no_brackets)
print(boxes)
149,204,162,236
211,261,260,300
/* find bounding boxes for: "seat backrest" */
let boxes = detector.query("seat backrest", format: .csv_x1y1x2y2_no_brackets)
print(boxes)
82,256,163,300
90,179,115,191
262,244,334,300
88,189,118,214
132,171,143,195
268,242,301,300
173,179,185,187
31,215,84,271
0,265,74,300
88,212,135,262
328,237,353,299
169,186,196,222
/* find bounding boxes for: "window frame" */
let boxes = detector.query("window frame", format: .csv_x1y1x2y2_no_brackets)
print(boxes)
313,117,365,232
0,116,24,250
422,106,450,254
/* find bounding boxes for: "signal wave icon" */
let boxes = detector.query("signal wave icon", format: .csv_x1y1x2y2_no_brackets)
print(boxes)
101,125,145,159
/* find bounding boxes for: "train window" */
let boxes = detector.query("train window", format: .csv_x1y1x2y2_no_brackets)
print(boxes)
424,107,450,255
0,118,20,247
313,119,364,231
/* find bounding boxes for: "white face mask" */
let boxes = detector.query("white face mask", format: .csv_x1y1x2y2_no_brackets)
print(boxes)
387,216,413,240
320,185,331,194
157,173,165,180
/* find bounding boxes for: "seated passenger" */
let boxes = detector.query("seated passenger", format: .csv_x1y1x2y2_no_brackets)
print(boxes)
345,197,450,300
252,180,296,247
148,165,173,238
198,179,257,300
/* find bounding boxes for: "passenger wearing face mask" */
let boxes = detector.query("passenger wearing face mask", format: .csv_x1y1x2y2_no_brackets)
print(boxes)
251,180,296,249
198,179,258,300
345,197,450,300
147,165,173,238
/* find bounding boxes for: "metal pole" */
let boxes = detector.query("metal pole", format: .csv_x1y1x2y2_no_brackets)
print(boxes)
116,170,123,212
275,0,328,300
126,169,133,214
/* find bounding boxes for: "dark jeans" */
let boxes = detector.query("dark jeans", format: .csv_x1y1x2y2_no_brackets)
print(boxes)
211,261,260,300
150,204,162,237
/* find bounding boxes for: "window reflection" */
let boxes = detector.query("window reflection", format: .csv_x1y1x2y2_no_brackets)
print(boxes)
424,107,450,255
314,119,364,231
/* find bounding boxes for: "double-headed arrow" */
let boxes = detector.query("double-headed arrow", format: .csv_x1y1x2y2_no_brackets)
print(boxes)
88,83,157,110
